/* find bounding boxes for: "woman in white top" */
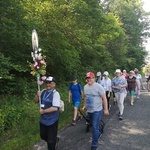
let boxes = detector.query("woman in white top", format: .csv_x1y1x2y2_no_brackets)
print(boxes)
111,69,127,120
96,71,103,85
134,68,144,98
101,71,112,110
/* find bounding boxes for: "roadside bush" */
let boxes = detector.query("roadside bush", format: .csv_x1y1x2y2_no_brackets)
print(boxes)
0,109,5,133
0,95,40,150
0,83,74,150
0,96,22,132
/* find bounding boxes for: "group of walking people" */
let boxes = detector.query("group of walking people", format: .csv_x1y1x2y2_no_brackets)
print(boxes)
68,68,145,150
34,67,146,150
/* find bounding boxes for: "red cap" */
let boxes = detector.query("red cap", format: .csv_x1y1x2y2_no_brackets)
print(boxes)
86,72,95,78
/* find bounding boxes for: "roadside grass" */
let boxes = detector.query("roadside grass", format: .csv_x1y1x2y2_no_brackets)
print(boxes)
0,84,74,150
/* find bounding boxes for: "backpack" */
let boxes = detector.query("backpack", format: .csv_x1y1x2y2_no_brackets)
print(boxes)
69,83,81,95
96,77,103,83
60,100,64,112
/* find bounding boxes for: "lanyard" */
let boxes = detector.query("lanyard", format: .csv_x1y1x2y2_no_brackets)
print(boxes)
43,90,53,101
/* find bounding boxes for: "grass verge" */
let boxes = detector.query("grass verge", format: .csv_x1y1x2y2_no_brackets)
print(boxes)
0,84,74,150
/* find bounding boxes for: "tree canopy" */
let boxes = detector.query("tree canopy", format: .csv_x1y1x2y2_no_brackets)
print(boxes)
0,0,150,94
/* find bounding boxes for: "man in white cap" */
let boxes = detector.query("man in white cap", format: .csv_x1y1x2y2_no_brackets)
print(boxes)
34,76,60,150
112,69,127,120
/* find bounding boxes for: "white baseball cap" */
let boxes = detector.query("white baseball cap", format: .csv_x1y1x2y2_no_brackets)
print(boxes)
115,69,121,73
45,76,56,83
96,71,101,76
103,71,109,76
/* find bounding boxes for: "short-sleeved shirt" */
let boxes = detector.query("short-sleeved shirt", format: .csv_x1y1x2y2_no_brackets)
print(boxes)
101,78,111,92
40,89,60,126
134,74,141,81
68,83,82,101
96,77,103,85
84,82,105,113
111,76,127,93
123,74,129,79
127,76,137,91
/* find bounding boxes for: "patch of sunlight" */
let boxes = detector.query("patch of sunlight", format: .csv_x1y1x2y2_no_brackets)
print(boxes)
122,126,146,135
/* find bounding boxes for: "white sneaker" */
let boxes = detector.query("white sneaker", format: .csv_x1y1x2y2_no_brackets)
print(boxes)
142,87,146,90
131,102,134,105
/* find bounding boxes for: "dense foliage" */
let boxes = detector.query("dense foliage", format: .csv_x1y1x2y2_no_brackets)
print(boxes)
0,0,150,149
1,0,149,87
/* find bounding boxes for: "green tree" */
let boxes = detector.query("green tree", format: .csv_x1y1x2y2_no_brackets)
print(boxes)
101,0,150,71
0,0,32,73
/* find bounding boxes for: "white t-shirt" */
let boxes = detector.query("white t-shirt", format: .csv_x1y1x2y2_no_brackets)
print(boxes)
101,78,111,92
134,74,141,80
53,91,61,107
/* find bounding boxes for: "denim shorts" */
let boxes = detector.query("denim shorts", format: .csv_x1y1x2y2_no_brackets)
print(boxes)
73,101,80,107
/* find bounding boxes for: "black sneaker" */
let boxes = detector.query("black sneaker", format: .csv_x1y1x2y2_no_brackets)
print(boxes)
91,147,97,150
71,120,76,126
119,115,123,120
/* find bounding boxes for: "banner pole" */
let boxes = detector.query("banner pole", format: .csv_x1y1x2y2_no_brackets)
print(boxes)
30,29,46,108
37,73,41,108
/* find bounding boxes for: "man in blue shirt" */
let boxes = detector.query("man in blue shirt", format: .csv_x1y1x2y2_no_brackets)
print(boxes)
68,76,84,126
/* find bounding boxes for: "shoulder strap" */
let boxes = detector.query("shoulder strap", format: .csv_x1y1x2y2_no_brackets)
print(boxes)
69,83,73,90
77,83,81,95
69,83,81,95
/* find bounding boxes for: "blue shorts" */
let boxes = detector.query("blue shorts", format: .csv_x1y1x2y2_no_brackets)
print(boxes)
72,101,80,107
129,90,135,96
